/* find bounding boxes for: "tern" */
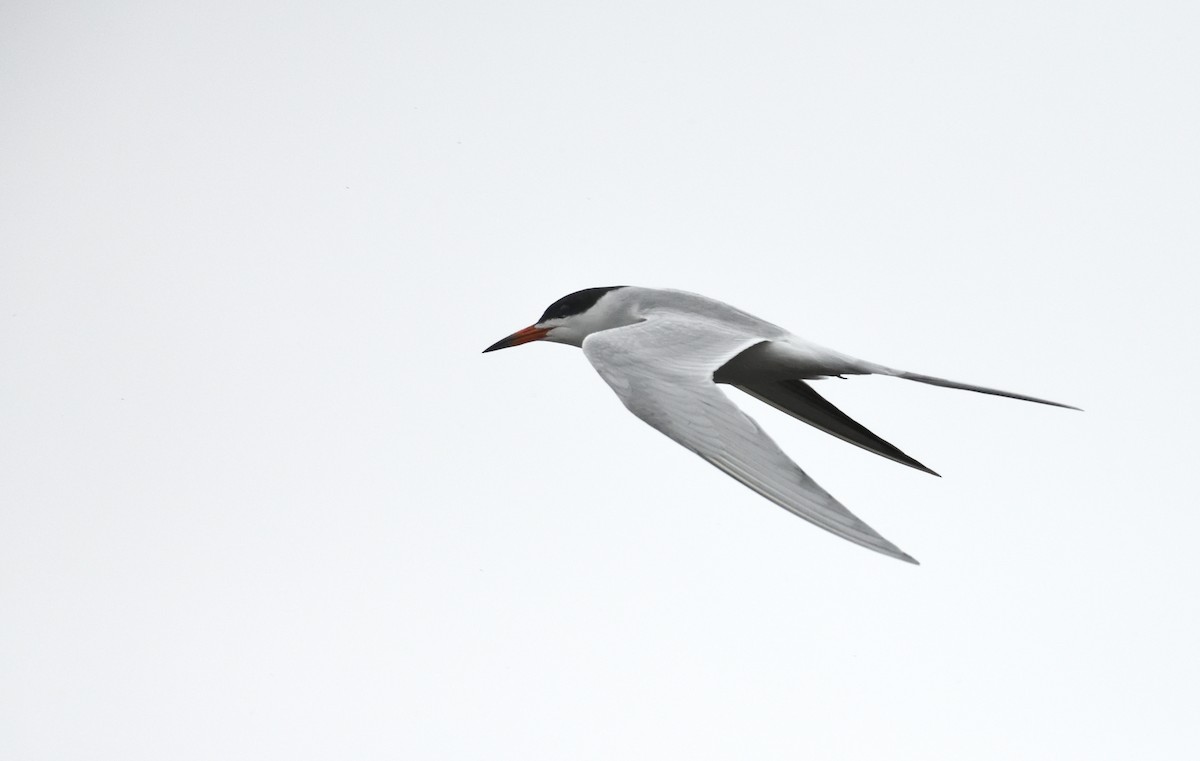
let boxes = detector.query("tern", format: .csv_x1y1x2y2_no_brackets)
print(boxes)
483,286,1076,564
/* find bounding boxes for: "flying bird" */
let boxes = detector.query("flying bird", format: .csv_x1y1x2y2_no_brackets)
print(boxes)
483,287,1076,563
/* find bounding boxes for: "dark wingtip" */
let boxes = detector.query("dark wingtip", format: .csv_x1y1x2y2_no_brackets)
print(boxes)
900,451,942,478
901,458,941,477
1036,399,1084,411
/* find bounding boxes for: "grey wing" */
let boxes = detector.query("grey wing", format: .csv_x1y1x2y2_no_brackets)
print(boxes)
733,379,940,476
582,317,917,564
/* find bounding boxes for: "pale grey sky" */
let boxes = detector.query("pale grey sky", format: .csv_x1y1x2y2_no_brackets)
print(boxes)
2,2,1198,759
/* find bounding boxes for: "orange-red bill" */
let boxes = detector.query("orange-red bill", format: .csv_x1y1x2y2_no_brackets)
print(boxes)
482,325,551,353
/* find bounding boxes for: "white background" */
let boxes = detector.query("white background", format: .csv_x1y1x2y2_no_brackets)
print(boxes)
3,2,1197,758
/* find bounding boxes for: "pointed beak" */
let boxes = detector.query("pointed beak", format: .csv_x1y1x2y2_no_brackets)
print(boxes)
482,325,551,353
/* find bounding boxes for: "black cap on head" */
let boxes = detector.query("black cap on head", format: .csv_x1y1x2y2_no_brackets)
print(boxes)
538,286,627,323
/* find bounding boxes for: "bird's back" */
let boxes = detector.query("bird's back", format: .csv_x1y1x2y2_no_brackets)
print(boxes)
622,287,791,339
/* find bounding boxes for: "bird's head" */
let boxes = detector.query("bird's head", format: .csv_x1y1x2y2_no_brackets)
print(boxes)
483,286,632,352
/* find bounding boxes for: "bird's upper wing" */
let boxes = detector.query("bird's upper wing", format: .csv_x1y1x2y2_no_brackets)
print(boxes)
732,378,939,476
582,315,917,564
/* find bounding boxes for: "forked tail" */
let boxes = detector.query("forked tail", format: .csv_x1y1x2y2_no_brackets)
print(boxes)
890,370,1080,410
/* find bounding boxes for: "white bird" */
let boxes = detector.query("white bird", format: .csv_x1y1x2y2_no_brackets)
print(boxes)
483,287,1077,564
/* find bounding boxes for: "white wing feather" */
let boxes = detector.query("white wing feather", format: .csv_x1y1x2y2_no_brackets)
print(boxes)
582,315,917,564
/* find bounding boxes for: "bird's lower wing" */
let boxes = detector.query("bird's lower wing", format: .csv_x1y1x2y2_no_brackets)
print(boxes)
582,318,917,564
734,379,939,476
